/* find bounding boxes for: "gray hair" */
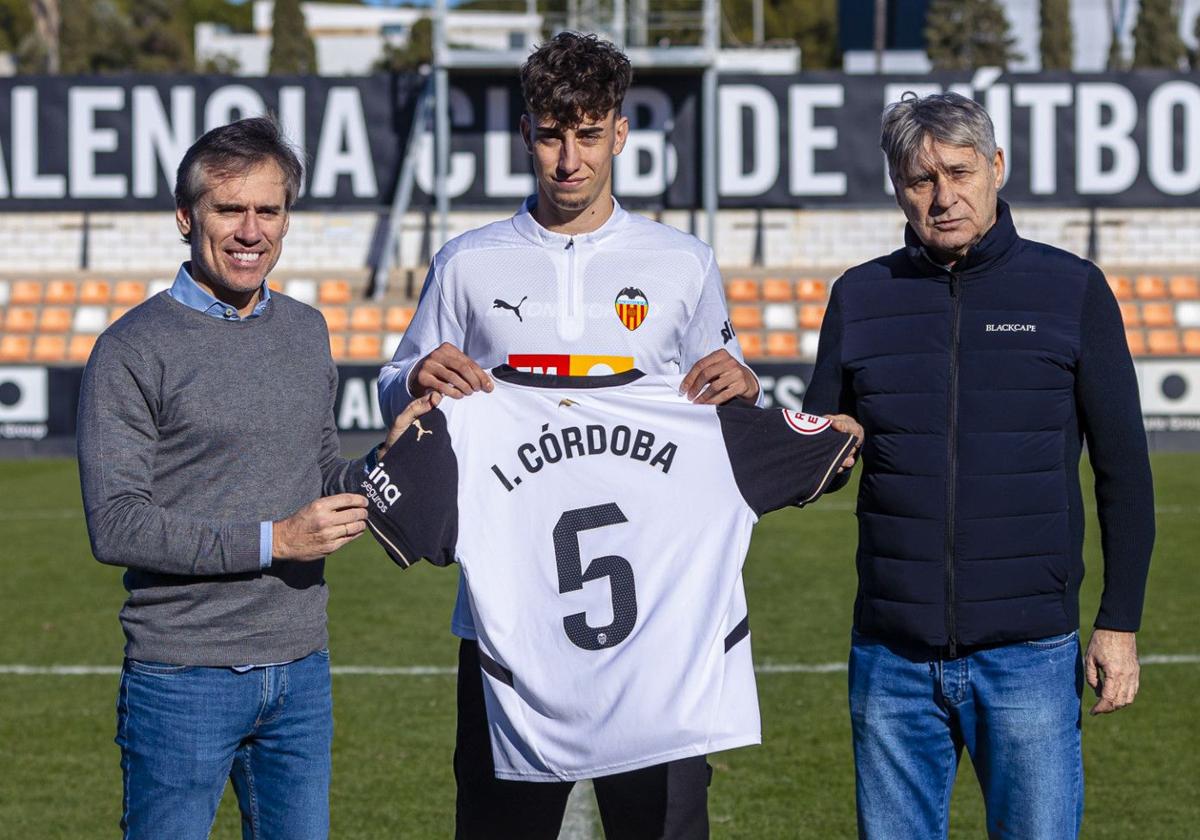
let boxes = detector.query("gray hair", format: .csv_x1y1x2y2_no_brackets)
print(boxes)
174,116,304,243
881,92,997,183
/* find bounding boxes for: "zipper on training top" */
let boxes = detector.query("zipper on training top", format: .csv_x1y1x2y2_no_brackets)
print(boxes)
556,236,584,341
945,273,962,659
566,238,577,320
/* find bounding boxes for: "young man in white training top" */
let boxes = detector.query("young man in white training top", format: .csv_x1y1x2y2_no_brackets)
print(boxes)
378,32,835,839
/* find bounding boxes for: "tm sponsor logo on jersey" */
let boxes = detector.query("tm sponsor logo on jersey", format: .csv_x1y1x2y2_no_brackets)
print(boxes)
364,462,402,513
614,287,649,331
783,410,831,435
986,323,1037,332
489,422,678,492
508,353,635,376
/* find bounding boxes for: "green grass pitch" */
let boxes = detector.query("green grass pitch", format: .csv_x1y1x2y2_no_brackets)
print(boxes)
0,455,1196,837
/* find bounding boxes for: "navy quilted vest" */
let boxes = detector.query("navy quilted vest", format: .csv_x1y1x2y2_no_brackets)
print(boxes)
830,203,1096,650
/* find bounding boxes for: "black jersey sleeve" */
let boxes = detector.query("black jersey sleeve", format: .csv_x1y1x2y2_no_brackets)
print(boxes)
360,407,459,569
716,403,858,517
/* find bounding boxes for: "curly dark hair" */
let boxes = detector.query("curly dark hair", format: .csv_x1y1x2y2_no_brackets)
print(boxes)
520,31,633,126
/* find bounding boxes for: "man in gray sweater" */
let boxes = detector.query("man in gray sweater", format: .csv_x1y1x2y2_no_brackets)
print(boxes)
77,117,429,839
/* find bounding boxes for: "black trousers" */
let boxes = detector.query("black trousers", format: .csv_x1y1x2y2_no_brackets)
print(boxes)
453,639,711,840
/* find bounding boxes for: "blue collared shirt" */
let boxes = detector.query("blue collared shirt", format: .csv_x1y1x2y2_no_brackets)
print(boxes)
168,263,274,569
169,262,272,321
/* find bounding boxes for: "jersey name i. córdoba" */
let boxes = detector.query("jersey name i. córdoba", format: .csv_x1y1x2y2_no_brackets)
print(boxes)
362,366,855,781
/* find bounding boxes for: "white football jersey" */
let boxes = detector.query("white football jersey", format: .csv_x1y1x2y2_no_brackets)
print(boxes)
363,368,854,781
378,195,762,641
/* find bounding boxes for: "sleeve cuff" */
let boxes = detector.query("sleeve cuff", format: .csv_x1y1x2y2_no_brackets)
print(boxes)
259,521,273,568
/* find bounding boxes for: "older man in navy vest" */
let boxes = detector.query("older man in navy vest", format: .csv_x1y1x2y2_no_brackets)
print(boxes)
805,92,1154,839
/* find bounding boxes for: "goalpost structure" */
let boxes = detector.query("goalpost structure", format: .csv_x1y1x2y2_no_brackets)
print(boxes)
372,0,722,298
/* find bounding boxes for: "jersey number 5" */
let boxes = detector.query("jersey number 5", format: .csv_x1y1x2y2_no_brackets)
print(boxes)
553,503,638,650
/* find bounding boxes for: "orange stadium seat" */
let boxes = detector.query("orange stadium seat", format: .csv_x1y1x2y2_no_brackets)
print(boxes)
1141,303,1175,328
0,335,32,361
730,305,763,331
348,334,383,360
1134,274,1167,299
80,279,112,304
386,306,414,332
1147,329,1181,355
761,278,793,302
1182,329,1200,355
69,334,98,362
725,277,759,302
5,307,37,333
1125,330,1146,356
321,307,348,333
10,280,42,305
766,331,799,357
319,279,352,305
795,278,828,302
32,335,67,362
45,280,77,304
799,305,826,330
113,281,147,305
350,306,383,332
1118,302,1141,327
1107,275,1133,301
1169,275,1200,299
267,277,284,293
737,332,763,358
39,307,72,332
108,306,132,325
328,334,347,360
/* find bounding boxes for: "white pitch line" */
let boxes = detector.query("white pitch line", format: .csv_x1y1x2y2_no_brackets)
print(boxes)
2,654,1197,677
756,662,849,674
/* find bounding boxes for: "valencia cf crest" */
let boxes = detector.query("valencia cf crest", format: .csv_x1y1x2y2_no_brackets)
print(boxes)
615,287,649,331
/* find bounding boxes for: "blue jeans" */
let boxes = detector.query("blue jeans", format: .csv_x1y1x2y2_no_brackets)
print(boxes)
116,649,333,840
849,630,1084,840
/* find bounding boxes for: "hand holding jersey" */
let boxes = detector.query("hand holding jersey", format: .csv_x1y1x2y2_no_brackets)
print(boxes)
825,413,864,471
410,342,494,399
361,368,857,781
678,347,761,405
269,393,445,562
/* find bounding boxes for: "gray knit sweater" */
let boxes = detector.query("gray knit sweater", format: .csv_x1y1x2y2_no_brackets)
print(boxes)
77,290,366,665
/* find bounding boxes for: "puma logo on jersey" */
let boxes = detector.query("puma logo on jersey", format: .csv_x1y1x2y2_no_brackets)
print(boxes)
413,419,433,441
493,296,528,321
558,399,578,409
